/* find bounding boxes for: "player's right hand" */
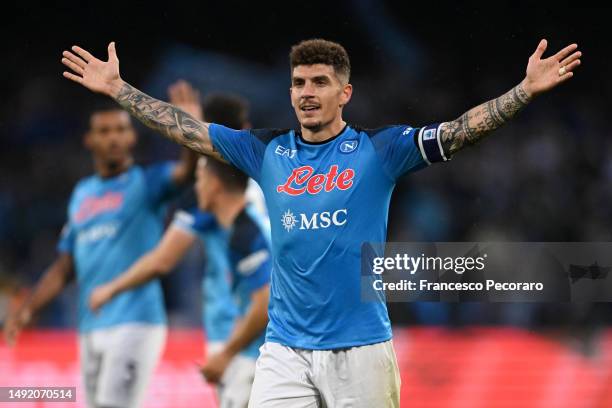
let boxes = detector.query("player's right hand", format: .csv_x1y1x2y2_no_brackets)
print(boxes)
61,42,124,98
88,284,115,313
3,308,31,347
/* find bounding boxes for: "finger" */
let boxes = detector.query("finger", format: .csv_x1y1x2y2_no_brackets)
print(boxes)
532,39,547,59
553,43,578,62
5,332,15,347
62,58,84,75
62,51,87,69
63,71,84,84
559,51,581,67
563,59,581,73
175,81,190,99
108,42,118,61
558,71,574,83
4,326,17,347
71,45,94,62
168,84,182,102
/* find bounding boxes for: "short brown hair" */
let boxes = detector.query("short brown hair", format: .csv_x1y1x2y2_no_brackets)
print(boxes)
203,93,249,130
203,157,248,193
289,39,351,83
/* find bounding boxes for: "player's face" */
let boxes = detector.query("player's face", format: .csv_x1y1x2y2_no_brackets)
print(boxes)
290,64,352,131
85,110,135,164
195,161,217,211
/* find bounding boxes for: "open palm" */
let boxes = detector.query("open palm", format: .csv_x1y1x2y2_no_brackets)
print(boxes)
524,39,581,97
62,42,123,97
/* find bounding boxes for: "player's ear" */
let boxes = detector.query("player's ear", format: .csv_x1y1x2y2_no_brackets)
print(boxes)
126,128,137,149
289,87,295,108
83,131,93,151
339,83,353,108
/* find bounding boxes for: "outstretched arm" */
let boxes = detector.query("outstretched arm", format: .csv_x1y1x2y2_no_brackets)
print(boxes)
61,42,225,162
439,39,581,156
88,226,195,312
168,80,203,184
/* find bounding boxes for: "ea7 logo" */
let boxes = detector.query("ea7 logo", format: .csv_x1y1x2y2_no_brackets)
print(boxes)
402,127,413,136
339,140,358,153
274,145,297,158
281,209,348,231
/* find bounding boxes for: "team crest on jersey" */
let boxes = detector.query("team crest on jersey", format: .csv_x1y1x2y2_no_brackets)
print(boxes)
339,140,358,153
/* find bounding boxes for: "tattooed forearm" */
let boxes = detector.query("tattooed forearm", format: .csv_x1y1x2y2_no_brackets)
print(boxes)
439,82,532,156
114,82,225,161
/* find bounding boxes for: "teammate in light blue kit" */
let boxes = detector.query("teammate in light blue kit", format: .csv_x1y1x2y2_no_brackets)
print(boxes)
64,37,582,407
88,95,270,408
89,158,271,408
3,81,200,408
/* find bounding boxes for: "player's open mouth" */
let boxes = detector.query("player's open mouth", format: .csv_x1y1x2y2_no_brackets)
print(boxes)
301,105,320,112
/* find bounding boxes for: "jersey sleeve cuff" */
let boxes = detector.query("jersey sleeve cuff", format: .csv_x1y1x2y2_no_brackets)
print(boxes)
170,210,198,236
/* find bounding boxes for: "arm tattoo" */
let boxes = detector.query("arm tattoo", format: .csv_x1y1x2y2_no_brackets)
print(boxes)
439,83,531,156
114,82,225,161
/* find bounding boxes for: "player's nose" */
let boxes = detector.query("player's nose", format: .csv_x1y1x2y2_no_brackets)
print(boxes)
302,80,317,95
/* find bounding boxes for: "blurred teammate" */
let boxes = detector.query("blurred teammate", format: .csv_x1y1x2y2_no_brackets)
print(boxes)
3,81,200,408
89,95,271,408
62,38,581,407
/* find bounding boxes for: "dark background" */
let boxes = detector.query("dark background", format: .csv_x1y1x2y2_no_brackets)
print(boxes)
1,3,610,329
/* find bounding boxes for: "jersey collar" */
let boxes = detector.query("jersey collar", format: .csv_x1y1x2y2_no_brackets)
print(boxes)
296,123,349,146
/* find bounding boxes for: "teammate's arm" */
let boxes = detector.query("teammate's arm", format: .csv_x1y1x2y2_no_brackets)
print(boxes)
168,80,202,184
201,284,270,383
88,226,195,312
3,253,74,346
61,42,225,162
438,40,581,156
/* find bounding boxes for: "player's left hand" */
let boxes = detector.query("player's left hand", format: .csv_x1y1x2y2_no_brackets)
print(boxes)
88,284,116,313
200,349,233,384
522,39,582,98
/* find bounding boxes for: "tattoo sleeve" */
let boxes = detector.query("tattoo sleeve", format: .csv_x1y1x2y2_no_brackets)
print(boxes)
439,82,532,156
114,82,225,161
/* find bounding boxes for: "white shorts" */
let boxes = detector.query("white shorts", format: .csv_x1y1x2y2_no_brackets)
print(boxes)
79,323,166,408
208,342,257,408
248,340,401,408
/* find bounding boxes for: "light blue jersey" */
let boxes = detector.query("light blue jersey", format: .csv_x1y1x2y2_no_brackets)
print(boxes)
172,205,271,358
171,210,237,344
209,123,446,349
58,163,178,333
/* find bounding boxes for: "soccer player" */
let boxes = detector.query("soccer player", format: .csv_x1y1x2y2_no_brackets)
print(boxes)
61,38,581,407
2,81,200,408
88,94,271,408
